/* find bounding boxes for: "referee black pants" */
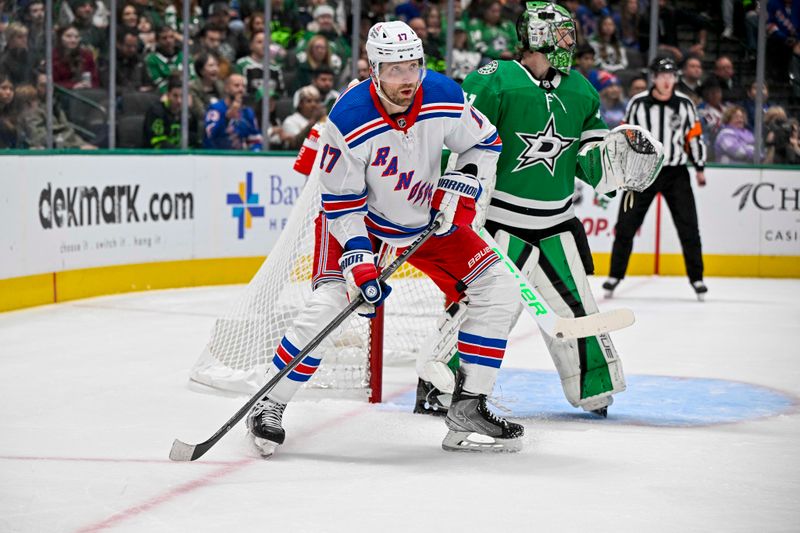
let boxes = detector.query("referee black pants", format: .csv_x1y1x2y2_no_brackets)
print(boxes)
609,165,704,282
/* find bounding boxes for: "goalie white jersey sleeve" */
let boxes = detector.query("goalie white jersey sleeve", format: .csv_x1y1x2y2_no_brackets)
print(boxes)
318,71,502,249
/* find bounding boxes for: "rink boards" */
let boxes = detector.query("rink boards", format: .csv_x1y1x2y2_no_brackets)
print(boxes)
0,153,798,311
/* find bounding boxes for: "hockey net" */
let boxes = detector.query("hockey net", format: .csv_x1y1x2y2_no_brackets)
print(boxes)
189,170,444,401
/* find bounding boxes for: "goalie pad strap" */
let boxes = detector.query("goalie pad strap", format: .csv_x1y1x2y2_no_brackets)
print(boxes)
493,229,539,280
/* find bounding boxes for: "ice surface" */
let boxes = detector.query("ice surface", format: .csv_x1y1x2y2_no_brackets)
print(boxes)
1,276,798,532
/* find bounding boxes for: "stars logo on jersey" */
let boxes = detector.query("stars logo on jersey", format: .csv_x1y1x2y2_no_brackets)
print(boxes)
478,61,498,75
513,115,577,175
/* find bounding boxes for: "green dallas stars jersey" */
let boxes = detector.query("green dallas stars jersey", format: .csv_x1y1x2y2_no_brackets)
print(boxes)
234,56,285,100
146,51,195,94
462,59,609,230
467,19,518,60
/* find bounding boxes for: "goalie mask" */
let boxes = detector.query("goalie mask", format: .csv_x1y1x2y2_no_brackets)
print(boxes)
366,21,426,105
516,1,577,73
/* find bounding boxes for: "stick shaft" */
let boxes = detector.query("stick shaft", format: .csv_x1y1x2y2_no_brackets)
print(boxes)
479,228,634,339
479,228,560,334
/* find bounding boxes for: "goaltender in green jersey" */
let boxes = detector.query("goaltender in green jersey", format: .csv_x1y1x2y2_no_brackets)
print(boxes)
415,2,663,418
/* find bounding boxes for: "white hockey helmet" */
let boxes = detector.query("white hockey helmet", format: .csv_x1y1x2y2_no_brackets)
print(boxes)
366,21,426,98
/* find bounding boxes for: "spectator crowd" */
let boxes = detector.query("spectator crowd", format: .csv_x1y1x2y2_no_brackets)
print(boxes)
0,0,798,164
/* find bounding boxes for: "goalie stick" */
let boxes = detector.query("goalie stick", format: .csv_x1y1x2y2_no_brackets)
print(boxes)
478,228,635,340
169,218,442,462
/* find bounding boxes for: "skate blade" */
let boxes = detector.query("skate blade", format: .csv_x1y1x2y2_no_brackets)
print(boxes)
696,293,705,302
604,290,614,299
250,436,279,458
441,430,522,453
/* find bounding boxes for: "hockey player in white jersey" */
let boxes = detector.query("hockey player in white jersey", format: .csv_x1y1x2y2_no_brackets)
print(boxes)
246,21,524,455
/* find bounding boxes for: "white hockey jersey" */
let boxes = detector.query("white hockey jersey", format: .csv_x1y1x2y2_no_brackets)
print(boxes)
318,70,502,249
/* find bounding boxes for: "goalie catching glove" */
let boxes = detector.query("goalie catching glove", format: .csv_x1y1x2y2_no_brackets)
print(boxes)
339,237,392,318
599,125,664,193
430,164,481,236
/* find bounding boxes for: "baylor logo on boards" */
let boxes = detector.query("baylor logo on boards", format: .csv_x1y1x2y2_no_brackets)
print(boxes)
513,115,577,176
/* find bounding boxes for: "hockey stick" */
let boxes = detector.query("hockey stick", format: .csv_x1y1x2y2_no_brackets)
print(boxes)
169,218,442,462
478,228,635,340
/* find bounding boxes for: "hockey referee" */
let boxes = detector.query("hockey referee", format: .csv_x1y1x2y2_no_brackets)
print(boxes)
603,56,709,300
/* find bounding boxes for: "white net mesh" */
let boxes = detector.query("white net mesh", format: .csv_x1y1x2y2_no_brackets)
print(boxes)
189,171,444,397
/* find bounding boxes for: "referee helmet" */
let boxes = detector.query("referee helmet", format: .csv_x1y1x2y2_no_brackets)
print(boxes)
649,56,678,74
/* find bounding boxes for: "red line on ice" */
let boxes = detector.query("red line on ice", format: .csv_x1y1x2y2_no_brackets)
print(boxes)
71,385,416,532
74,459,254,533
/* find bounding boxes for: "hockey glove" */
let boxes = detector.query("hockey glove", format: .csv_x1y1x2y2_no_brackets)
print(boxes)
430,164,481,236
338,238,392,318
599,125,664,193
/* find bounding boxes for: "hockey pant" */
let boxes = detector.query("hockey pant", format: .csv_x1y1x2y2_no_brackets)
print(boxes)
265,216,519,404
419,228,626,411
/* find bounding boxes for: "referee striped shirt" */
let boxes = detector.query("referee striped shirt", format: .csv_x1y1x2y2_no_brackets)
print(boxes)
624,90,707,169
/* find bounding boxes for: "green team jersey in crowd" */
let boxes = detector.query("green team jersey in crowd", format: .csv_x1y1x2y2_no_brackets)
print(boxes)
234,55,284,99
461,59,610,230
467,19,517,60
146,51,186,94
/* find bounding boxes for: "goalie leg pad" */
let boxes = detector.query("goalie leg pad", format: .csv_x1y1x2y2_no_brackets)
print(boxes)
497,229,626,410
423,360,457,395
416,301,466,393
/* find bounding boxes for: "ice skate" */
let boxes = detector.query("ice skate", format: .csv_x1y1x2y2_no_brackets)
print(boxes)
413,378,451,417
246,397,286,458
602,277,621,298
442,372,524,453
581,395,613,418
692,280,708,302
